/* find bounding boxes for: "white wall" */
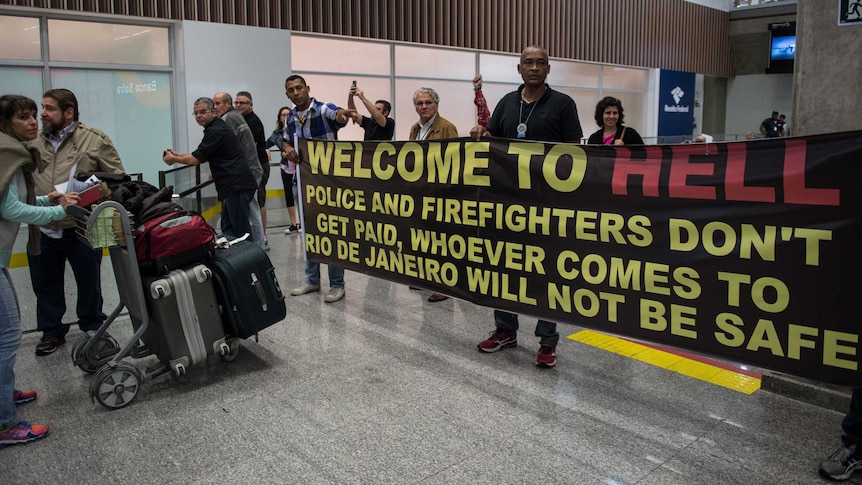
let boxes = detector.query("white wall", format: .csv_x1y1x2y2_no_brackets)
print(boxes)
724,73,792,136
177,21,291,152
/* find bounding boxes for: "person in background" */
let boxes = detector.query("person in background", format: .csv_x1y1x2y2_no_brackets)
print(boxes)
408,87,458,303
0,94,79,448
282,75,356,304
265,106,301,234
819,388,862,481
587,96,644,145
347,84,395,141
28,88,125,356
473,74,490,128
163,97,257,240
760,110,781,138
470,45,583,368
778,114,788,136
235,91,271,250
212,92,265,249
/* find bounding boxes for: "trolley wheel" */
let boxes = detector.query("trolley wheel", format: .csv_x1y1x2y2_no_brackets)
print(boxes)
71,333,121,374
219,339,240,363
90,362,142,410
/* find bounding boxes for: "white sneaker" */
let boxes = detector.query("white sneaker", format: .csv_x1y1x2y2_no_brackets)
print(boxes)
324,287,345,303
290,283,320,296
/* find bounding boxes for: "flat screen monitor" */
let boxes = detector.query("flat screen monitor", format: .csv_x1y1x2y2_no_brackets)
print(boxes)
767,22,796,74
770,35,796,61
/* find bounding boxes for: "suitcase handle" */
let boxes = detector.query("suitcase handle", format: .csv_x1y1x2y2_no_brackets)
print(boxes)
251,273,268,311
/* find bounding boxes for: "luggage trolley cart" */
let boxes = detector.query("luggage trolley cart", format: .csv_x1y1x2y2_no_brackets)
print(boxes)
69,201,239,410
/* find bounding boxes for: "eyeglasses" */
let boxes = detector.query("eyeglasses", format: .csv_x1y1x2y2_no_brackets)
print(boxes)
414,100,435,106
234,101,250,106
193,109,211,116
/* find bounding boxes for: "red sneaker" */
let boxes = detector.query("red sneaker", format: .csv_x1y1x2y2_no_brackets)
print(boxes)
536,345,557,368
13,389,37,405
477,330,517,353
0,421,50,448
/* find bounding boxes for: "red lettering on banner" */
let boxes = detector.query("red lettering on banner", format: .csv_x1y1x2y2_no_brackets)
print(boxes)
725,143,775,203
611,146,663,196
668,144,716,200
783,140,840,206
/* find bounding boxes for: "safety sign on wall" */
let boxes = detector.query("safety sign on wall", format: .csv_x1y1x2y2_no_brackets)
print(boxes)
840,0,862,25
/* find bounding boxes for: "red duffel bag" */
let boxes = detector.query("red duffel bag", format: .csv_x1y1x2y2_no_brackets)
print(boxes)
134,210,216,275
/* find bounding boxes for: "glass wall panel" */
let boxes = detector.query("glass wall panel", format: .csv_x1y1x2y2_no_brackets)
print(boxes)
0,15,40,60
603,90,647,137
51,69,172,176
0,66,43,102
394,80,474,140
292,36,391,76
602,66,648,90
48,20,169,66
556,88,603,141
290,73,393,142
479,53,520,83
548,61,601,89
395,45,474,81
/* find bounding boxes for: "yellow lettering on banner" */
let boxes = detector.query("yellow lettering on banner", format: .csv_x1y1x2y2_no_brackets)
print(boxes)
795,228,832,266
787,324,819,360
397,142,425,182
332,142,370,178
745,319,784,356
371,193,414,216
640,299,666,331
509,143,545,189
639,299,697,338
463,143,490,186
317,213,349,236
427,143,461,184
824,330,858,370
546,284,624,322
305,234,332,256
307,142,334,175
463,267,536,305
542,144,588,192
718,272,788,313
372,143,396,180
668,219,832,266
337,240,360,263
715,312,746,347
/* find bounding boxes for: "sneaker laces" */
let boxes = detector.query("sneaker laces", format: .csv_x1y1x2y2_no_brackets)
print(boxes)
830,444,858,465
539,345,555,355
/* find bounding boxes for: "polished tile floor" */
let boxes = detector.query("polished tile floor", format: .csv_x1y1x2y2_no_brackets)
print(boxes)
0,227,852,484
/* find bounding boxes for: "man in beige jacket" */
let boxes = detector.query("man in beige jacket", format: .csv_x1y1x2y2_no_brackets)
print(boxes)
28,88,125,356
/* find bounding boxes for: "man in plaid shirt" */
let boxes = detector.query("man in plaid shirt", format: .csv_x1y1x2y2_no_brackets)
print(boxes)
282,74,356,304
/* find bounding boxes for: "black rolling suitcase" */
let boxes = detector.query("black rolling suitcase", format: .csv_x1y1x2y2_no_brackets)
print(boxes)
142,264,230,375
207,240,286,338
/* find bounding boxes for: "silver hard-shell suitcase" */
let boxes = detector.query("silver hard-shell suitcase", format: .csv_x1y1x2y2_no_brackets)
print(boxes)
142,264,229,375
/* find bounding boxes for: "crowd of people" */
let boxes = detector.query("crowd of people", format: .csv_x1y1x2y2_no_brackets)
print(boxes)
2,45,855,484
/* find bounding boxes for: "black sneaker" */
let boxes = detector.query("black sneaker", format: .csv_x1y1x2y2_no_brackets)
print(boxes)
284,224,300,234
819,443,862,481
35,336,65,356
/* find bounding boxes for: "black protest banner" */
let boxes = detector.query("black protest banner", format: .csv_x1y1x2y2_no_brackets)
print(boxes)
297,132,862,385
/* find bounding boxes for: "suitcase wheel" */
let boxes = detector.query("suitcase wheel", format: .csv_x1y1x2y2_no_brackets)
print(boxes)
173,363,186,377
219,339,240,363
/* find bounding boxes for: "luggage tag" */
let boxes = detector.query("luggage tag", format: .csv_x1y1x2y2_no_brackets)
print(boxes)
215,233,250,249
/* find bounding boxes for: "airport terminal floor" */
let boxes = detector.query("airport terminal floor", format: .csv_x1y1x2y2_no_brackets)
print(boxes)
0,226,851,484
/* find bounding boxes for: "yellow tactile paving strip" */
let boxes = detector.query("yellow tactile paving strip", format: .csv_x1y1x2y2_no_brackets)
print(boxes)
568,329,761,395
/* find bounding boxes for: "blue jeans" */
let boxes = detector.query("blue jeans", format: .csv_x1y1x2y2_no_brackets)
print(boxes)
221,189,254,240
842,388,862,446
494,310,559,347
305,261,345,289
28,229,106,338
247,176,266,249
0,268,22,429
